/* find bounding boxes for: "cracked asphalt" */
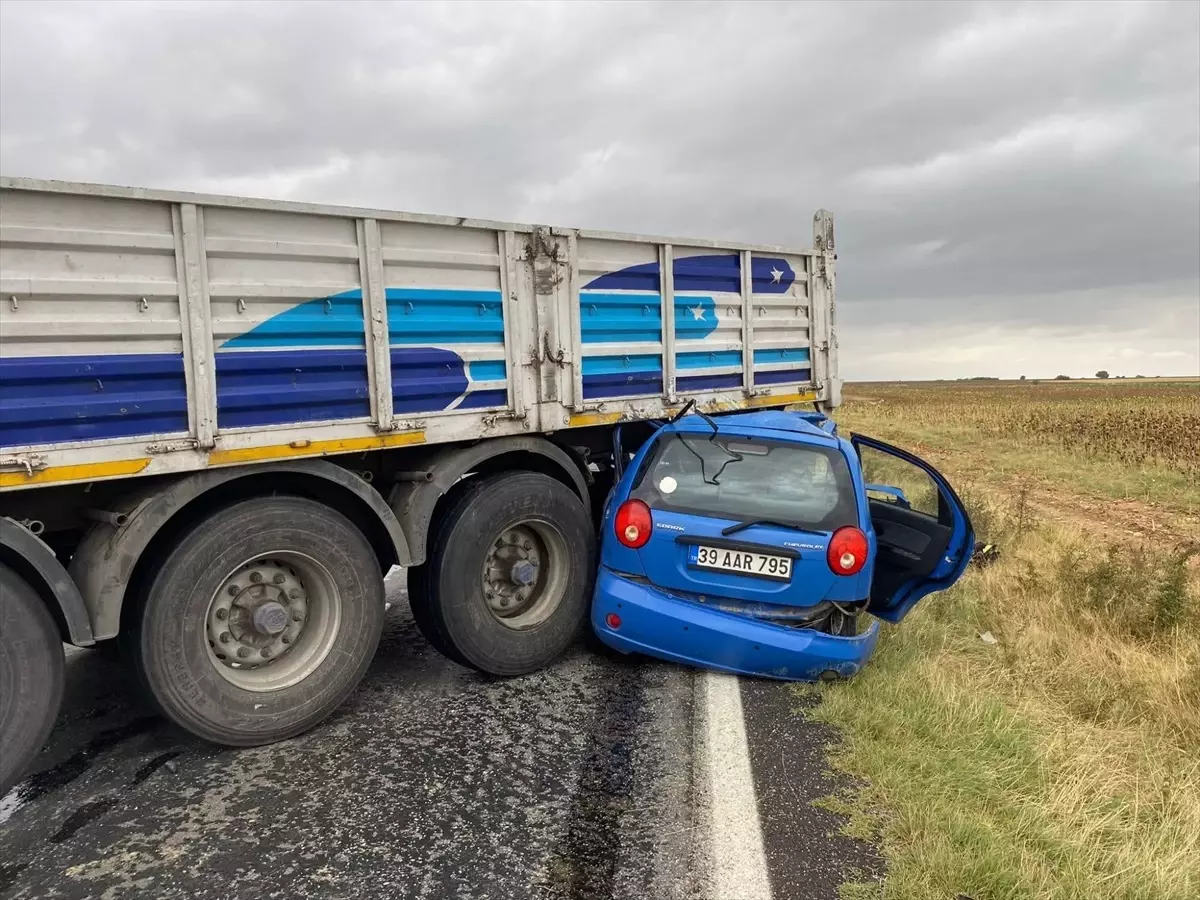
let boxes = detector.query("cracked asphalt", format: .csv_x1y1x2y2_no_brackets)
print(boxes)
0,571,878,900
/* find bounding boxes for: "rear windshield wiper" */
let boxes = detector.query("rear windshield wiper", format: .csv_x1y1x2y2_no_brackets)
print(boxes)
721,519,825,537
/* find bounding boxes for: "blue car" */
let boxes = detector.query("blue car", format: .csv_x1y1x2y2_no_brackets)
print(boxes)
591,408,974,680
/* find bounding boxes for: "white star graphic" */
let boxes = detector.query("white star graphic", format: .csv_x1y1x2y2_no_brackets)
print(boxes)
689,305,705,321
770,267,783,283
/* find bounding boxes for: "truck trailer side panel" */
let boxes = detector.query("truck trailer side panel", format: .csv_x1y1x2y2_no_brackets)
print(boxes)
0,178,838,492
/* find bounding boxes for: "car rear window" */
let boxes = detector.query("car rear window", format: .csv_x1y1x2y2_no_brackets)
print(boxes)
630,433,857,531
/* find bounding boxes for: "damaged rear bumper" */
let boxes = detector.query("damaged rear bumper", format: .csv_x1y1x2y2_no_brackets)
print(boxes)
590,567,881,681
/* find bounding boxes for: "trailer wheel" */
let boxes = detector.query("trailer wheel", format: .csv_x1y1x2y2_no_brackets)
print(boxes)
409,472,594,676
0,563,65,793
124,497,384,746
406,558,469,668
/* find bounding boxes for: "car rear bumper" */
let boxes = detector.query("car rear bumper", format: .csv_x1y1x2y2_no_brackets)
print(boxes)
591,567,881,681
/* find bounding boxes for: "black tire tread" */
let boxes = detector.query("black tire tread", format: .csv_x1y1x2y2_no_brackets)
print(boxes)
123,496,384,746
0,563,65,793
413,471,593,676
408,476,499,667
407,552,468,667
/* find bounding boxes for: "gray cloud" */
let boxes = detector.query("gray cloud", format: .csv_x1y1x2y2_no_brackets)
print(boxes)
2,0,1197,378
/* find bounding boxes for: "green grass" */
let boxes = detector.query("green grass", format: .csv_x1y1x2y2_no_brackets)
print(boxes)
796,493,1200,900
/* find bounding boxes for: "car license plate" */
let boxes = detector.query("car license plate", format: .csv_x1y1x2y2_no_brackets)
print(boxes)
688,544,793,581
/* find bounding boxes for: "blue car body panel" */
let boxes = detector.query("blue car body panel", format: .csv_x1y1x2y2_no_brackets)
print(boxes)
592,409,973,681
592,567,881,680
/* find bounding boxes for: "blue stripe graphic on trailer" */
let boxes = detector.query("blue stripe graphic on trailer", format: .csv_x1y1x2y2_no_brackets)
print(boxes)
674,294,718,341
0,352,188,448
215,348,370,428
749,257,796,293
216,345,504,424
754,367,812,386
580,292,662,344
674,254,740,294
582,262,661,293
754,347,810,365
468,360,507,381
387,288,504,345
677,372,743,392
675,350,809,373
583,253,796,295
580,354,662,398
391,347,469,414
458,389,508,410
678,349,742,370
219,287,505,350
222,291,366,349
583,373,663,399
580,353,663,398
581,354,662,376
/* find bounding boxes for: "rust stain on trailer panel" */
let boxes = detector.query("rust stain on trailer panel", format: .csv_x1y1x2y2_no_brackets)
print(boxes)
744,390,817,409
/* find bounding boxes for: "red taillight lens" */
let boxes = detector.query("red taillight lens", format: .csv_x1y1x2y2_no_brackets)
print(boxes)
827,526,868,576
614,499,652,549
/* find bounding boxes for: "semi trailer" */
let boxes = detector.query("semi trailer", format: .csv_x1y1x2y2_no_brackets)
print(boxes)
0,177,840,790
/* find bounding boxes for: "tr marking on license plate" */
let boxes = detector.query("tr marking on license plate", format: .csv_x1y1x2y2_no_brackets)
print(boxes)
687,544,793,581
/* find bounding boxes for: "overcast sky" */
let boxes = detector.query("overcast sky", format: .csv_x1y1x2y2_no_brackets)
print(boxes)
1,0,1197,380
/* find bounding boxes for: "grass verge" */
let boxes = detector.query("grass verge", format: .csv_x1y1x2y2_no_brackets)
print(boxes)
797,492,1200,900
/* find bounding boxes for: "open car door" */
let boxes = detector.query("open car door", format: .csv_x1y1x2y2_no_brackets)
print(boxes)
851,434,974,623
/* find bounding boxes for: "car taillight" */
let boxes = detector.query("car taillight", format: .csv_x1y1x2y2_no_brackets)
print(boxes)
827,526,868,576
614,499,652,549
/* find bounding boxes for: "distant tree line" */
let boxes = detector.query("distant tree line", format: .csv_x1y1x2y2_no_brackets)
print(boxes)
951,372,1148,382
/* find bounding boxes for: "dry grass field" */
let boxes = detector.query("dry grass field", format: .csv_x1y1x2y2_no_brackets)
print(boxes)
801,378,1200,900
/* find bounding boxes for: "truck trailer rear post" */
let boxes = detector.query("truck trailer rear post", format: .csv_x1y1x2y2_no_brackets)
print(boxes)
0,177,841,790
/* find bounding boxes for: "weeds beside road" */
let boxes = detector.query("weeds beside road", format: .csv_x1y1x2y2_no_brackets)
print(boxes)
805,379,1200,900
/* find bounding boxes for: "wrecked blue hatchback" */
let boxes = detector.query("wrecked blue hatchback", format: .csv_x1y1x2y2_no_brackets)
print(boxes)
591,408,974,681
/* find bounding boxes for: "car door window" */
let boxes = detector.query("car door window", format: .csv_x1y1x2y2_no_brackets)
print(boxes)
857,444,943,520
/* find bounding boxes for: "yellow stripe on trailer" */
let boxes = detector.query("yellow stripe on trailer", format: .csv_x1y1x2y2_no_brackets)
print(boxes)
567,411,624,428
0,457,151,488
206,430,426,467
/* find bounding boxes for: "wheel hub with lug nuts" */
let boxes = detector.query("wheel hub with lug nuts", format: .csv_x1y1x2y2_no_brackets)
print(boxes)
480,521,569,630
207,559,309,670
484,527,543,618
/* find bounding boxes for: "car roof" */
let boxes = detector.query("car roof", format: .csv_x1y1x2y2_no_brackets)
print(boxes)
666,410,841,447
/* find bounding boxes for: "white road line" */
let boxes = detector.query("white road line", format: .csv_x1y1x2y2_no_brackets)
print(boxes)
700,670,773,900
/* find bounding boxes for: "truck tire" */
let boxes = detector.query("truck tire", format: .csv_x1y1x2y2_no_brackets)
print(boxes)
409,472,594,676
405,557,469,668
0,563,65,793
123,497,384,746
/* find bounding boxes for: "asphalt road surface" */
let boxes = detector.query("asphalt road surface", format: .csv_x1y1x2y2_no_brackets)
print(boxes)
0,571,879,900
